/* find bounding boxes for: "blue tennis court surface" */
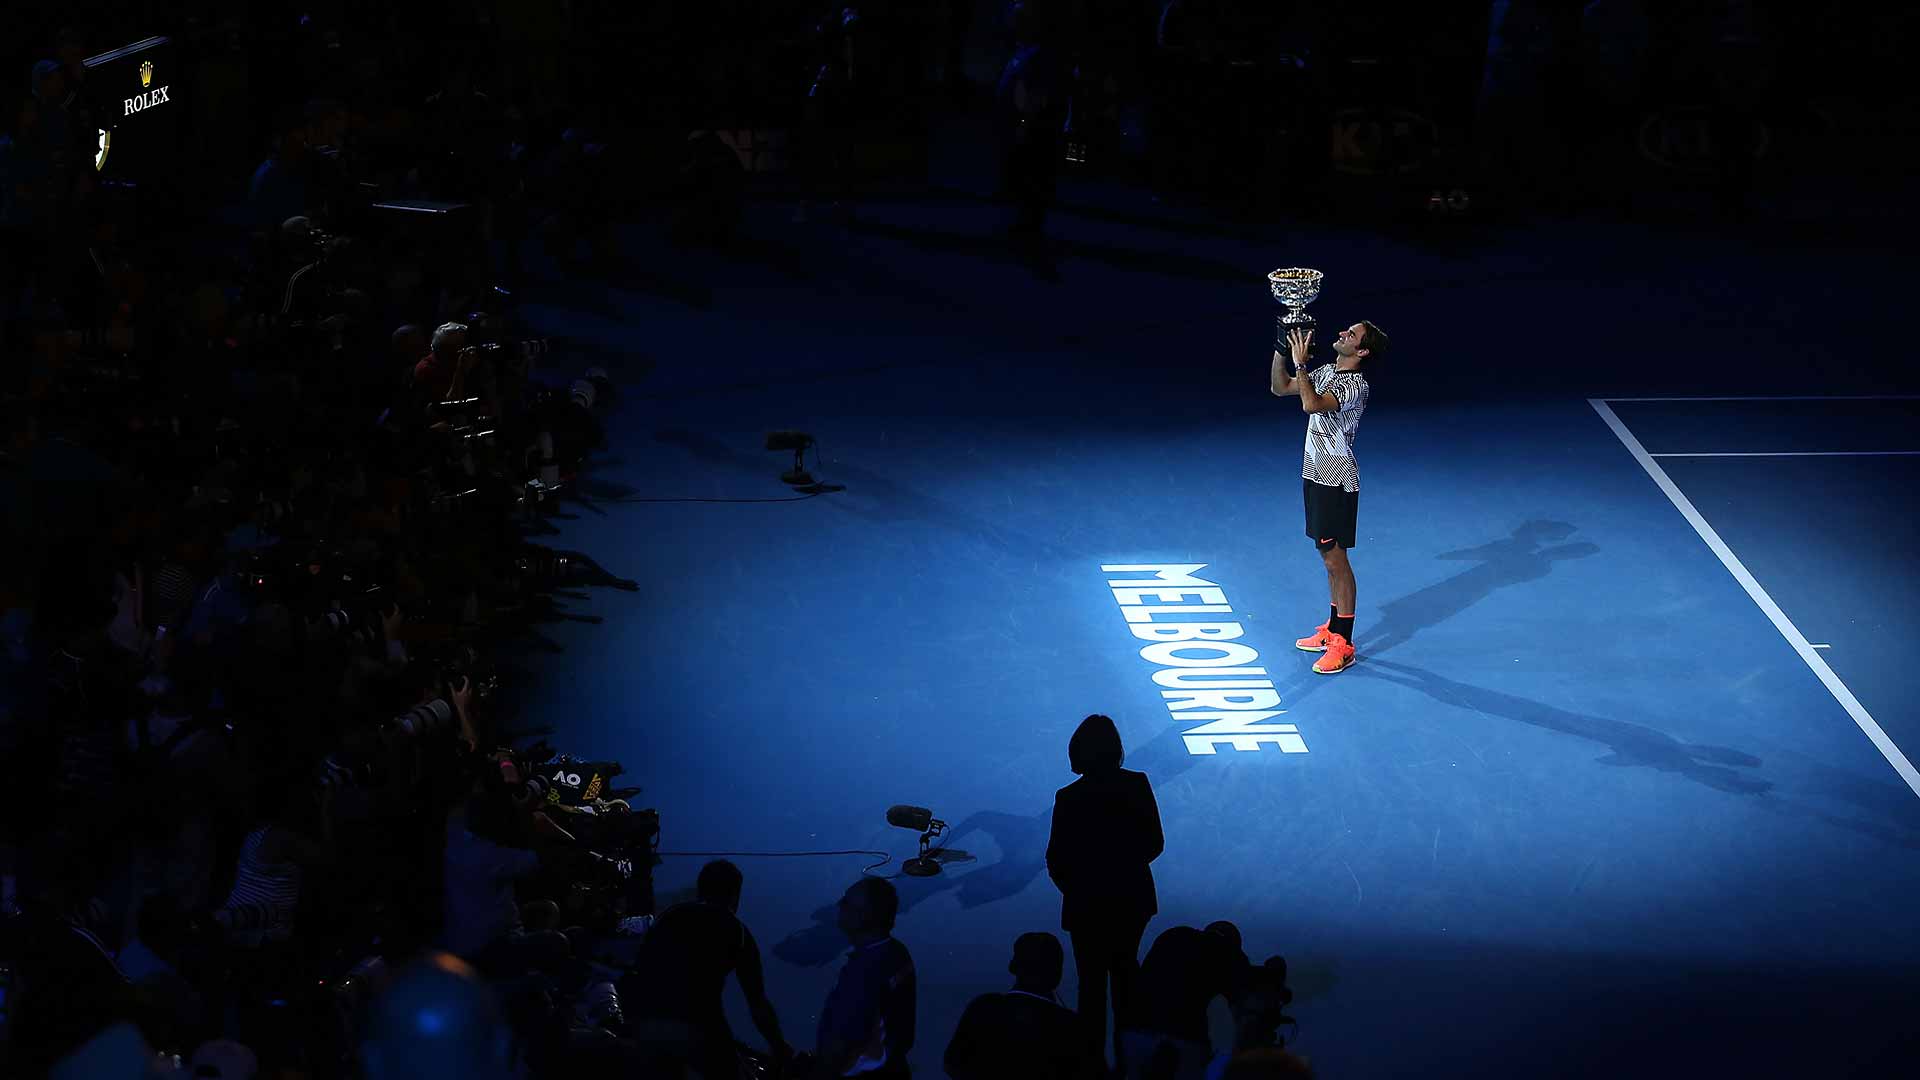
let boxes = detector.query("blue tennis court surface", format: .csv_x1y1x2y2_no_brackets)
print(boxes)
511,201,1920,1077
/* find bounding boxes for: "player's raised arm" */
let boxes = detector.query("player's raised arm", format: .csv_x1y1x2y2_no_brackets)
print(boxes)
1270,348,1298,396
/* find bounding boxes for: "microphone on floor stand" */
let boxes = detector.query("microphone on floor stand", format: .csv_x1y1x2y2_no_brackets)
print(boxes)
887,804,949,876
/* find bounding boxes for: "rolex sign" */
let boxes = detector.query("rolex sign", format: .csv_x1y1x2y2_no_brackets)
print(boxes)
82,35,176,180
124,59,170,115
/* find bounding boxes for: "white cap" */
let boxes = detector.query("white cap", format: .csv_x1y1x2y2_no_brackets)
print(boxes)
430,322,470,353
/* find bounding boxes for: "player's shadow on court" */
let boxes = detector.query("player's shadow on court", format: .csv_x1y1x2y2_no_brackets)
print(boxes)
1357,657,1772,795
1272,520,1598,711
1358,520,1599,659
771,725,1207,967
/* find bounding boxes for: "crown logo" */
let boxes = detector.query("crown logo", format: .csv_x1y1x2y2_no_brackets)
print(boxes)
139,61,152,88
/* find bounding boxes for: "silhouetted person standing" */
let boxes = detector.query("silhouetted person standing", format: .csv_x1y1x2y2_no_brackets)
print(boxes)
945,932,1102,1080
995,1,1065,243
1045,714,1164,1067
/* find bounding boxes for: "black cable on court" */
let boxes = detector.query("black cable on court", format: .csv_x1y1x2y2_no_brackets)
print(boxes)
599,439,840,504
653,847,894,876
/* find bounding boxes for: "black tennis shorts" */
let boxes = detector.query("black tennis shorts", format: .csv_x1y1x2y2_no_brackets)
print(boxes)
1303,478,1359,549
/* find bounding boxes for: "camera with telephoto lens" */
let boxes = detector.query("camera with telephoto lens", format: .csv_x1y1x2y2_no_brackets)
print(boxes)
327,955,389,1052
295,548,392,639
432,642,498,704
509,771,552,810
427,394,497,450
425,480,482,515
475,339,552,363
236,550,275,594
1233,955,1298,1049
427,395,485,420
512,478,558,518
316,749,386,793
569,368,612,411
451,421,497,450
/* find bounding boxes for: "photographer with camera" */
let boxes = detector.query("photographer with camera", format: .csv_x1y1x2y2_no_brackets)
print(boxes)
272,218,365,371
384,663,480,753
1117,921,1250,1080
622,859,794,1080
1209,957,1304,1078
210,776,334,949
442,765,576,976
415,321,482,407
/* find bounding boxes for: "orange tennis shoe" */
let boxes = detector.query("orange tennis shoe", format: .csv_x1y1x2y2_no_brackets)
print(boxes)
1295,622,1334,652
1312,633,1356,674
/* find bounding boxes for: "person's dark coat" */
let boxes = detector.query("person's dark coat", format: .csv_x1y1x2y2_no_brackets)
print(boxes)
1045,767,1162,930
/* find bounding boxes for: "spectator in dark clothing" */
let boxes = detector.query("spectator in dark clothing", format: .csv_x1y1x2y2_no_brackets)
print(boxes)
995,1,1067,241
945,931,1101,1080
419,58,502,202
1045,714,1163,1067
250,121,313,232
0,896,140,1077
813,876,917,1080
52,26,98,183
391,323,428,387
623,859,793,1080
24,60,77,230
1118,922,1249,1080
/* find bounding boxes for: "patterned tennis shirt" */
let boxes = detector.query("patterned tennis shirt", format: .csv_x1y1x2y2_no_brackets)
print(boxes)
1301,364,1370,493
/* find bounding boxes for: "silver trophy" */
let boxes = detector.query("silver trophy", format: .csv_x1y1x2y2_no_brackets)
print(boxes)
1268,267,1324,332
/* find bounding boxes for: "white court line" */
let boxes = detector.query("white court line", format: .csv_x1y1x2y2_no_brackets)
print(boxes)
1600,395,1920,402
1650,451,1920,457
1589,398,1920,799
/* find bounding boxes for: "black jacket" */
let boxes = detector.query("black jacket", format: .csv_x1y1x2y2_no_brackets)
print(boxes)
1045,767,1163,930
1134,925,1249,1044
945,989,1101,1080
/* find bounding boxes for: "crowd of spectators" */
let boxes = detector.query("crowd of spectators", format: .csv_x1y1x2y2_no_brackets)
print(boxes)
0,8,676,1077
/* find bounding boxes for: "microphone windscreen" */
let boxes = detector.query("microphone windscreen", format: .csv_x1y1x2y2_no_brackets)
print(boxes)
886,804,933,831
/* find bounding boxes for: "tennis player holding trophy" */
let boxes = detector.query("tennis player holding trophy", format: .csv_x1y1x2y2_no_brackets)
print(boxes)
1266,268,1389,674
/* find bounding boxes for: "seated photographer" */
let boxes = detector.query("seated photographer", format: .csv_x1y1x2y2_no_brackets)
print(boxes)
811,877,916,1080
391,322,428,370
621,859,793,1080
414,320,479,405
1118,921,1250,1080
211,778,334,948
250,111,316,232
442,768,574,974
944,931,1101,1080
274,217,334,332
